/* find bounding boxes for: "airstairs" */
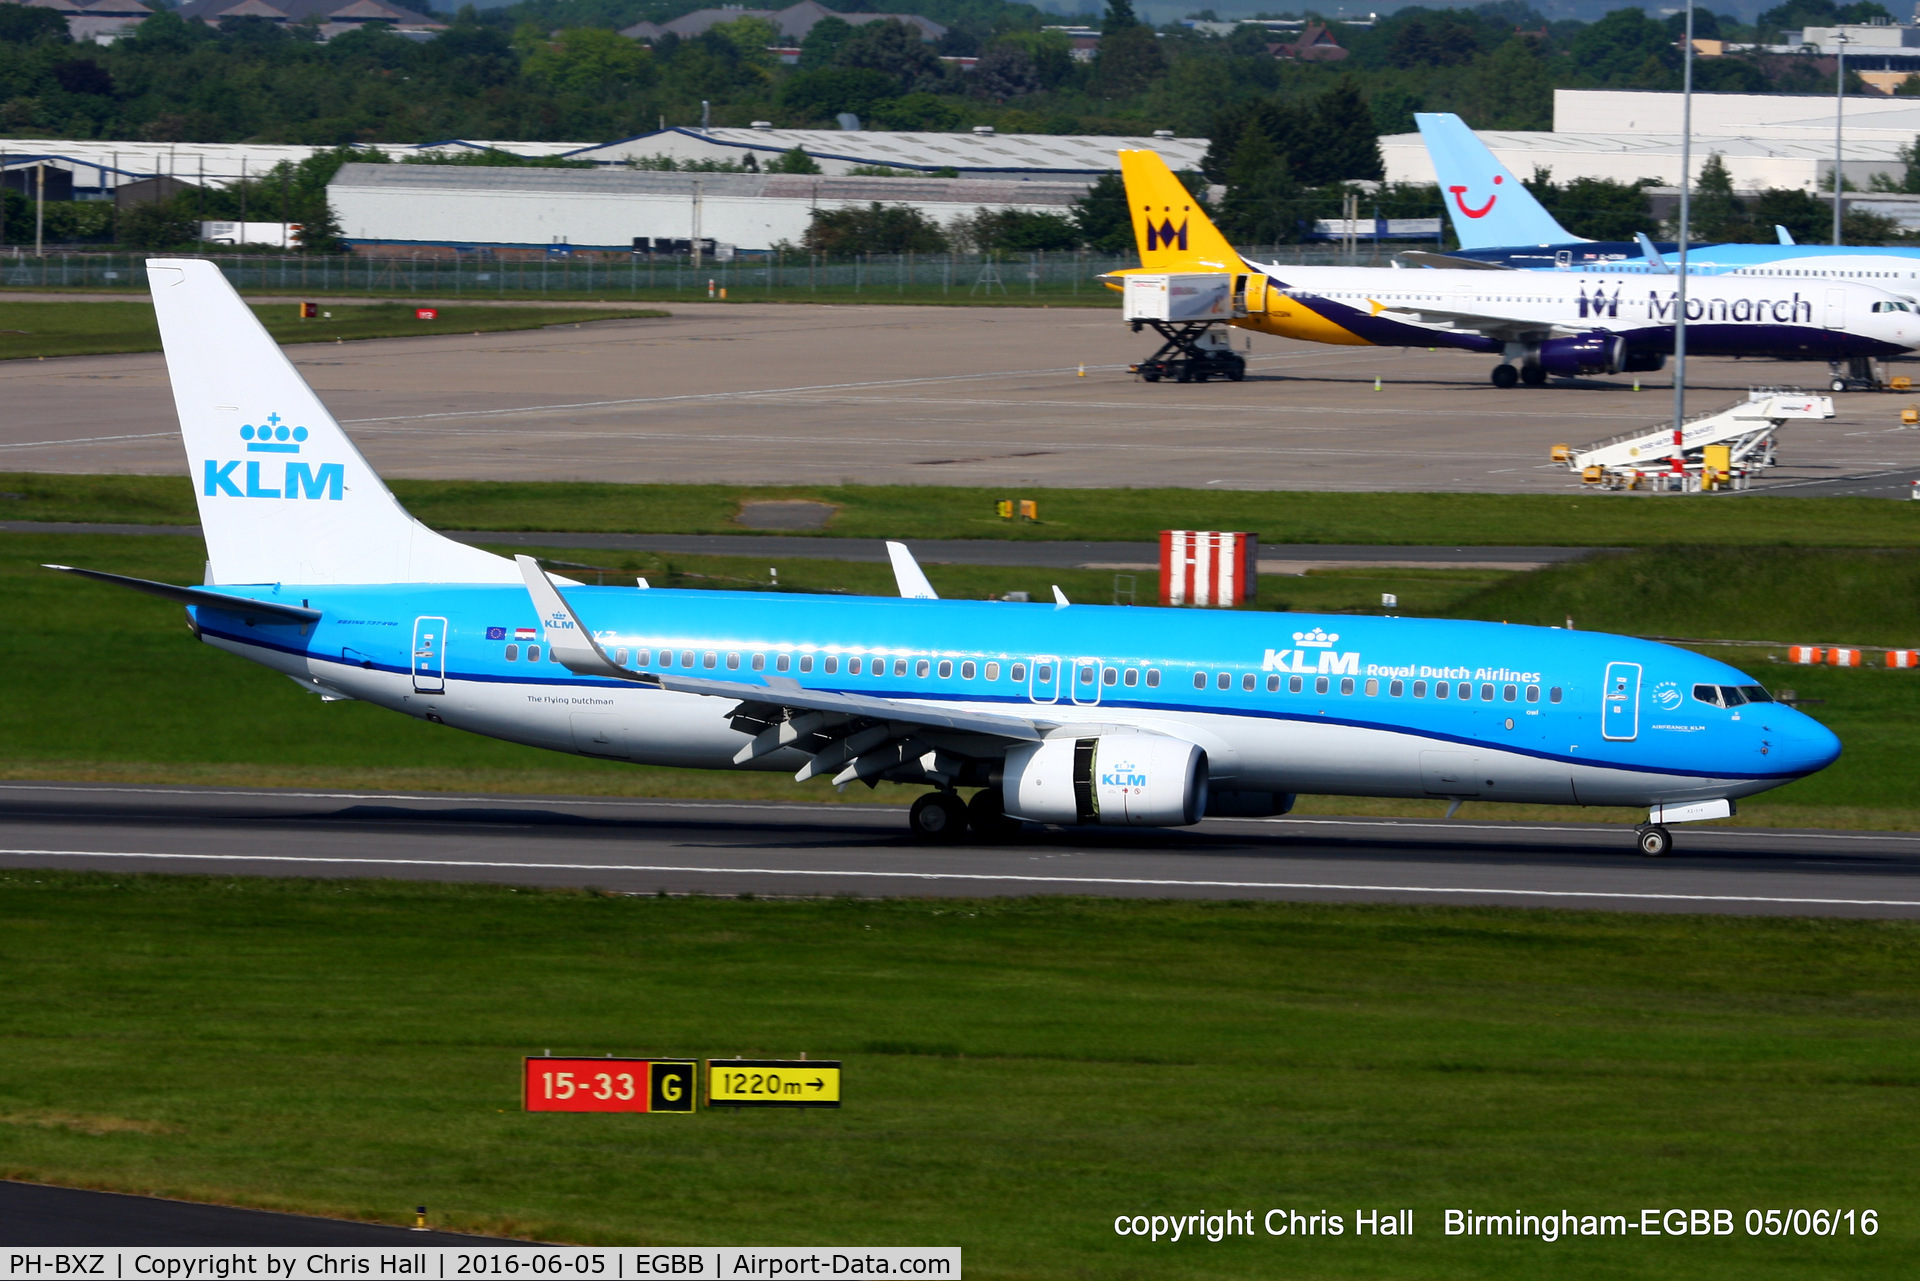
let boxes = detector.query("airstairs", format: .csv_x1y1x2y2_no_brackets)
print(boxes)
1552,389,1833,491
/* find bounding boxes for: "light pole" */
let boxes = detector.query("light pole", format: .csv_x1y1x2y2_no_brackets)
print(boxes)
1672,4,1696,481
1834,32,1850,245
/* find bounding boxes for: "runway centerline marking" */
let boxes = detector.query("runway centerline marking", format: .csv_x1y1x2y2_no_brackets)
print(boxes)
3,848,1919,908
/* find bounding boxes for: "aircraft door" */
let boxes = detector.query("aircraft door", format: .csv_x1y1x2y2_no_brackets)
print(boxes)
1825,288,1846,329
1601,661,1641,741
1029,655,1060,704
1555,249,1572,270
411,616,447,694
1071,657,1103,706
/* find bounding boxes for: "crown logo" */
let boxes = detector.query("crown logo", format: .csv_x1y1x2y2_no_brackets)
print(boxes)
1293,628,1338,648
241,412,307,454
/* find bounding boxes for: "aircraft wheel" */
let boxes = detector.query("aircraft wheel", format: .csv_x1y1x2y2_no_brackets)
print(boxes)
966,788,1020,842
1636,824,1673,857
910,792,969,843
1491,364,1519,389
1519,364,1548,387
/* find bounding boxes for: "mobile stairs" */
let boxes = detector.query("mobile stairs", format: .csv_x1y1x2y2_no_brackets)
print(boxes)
1551,388,1833,492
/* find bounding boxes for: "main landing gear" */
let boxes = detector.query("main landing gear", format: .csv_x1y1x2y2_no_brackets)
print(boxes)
908,789,1021,843
1129,319,1247,384
1635,824,1673,857
1490,362,1547,388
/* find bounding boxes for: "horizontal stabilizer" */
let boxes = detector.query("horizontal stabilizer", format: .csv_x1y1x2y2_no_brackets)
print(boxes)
1395,250,1515,272
44,564,322,623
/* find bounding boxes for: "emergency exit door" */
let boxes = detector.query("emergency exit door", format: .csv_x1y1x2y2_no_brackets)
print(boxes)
1601,661,1640,740
412,616,447,694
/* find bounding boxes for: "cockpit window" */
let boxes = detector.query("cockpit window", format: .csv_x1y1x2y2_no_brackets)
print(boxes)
1694,683,1765,708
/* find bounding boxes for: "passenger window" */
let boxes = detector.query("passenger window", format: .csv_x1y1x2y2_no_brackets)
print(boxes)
1315,676,1330,695
1105,667,1119,686
680,650,694,668
726,652,740,670
916,659,930,677
1145,669,1159,687
938,660,953,679
1435,681,1449,699
1389,679,1403,697
1549,686,1563,703
1013,663,1027,682
962,661,976,679
986,662,999,681
658,651,673,668
1480,683,1494,701
1413,680,1425,698
1035,663,1051,683
848,657,862,675
1365,678,1378,696
704,652,718,669
776,654,790,673
824,656,838,674
1217,672,1231,690
800,655,814,673
1194,672,1208,689
1526,685,1539,703
1289,675,1303,693
527,644,540,662
1241,673,1255,691
505,644,518,662
751,653,765,672
1340,677,1355,695
615,648,628,666
1124,669,1139,687
1080,665,1095,684
636,649,651,667
1266,674,1280,692
894,659,908,677
1503,684,1517,702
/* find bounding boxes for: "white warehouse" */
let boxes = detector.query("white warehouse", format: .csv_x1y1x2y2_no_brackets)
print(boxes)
327,164,1093,254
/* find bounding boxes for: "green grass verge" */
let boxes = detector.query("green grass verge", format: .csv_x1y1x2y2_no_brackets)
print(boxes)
0,873,1913,1277
4,531,1919,828
0,302,666,361
8,474,1920,547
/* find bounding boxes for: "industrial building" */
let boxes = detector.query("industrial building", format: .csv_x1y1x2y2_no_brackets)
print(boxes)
564,126,1207,177
327,163,1094,254
1383,88,1920,194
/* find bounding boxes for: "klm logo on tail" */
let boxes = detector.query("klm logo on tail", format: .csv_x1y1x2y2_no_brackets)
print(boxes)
203,414,343,501
1146,215,1189,252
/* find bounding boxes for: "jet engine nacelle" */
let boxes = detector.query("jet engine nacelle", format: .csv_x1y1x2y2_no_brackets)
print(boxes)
1538,331,1627,376
1003,735,1209,827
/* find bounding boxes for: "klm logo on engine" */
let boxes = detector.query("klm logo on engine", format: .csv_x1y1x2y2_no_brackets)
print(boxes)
1262,628,1359,675
202,414,343,500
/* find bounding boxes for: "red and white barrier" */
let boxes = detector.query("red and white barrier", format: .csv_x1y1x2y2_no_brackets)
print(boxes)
1788,646,1824,664
1888,650,1920,668
1160,531,1258,607
1828,648,1862,667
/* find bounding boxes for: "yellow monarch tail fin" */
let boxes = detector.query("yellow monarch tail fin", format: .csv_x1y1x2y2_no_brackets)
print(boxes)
1119,150,1243,271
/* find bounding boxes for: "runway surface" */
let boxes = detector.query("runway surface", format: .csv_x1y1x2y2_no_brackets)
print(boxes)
0,1181,513,1246
5,782,1920,919
4,302,1917,492
0,522,1596,573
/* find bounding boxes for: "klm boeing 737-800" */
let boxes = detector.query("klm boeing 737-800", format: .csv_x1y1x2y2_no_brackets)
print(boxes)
1113,149,1920,387
47,259,1840,855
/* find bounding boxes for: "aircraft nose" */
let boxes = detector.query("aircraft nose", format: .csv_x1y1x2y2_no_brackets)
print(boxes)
1769,708,1841,777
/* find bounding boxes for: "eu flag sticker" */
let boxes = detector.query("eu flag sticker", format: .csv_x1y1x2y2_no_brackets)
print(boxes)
486,627,507,640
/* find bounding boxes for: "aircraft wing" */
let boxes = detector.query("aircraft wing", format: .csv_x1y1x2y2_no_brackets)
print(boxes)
515,555,1046,787
1361,297,1564,343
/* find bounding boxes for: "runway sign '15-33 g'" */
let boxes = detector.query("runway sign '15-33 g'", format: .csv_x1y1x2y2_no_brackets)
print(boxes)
708,1060,842,1109
524,1058,695,1113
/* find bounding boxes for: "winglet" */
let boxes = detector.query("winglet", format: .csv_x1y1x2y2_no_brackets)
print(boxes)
1635,233,1672,274
886,541,939,599
514,554,638,680
1776,224,1796,246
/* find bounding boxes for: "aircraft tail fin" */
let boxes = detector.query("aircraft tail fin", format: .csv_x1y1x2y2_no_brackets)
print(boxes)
1415,113,1584,249
148,258,519,587
1118,150,1245,270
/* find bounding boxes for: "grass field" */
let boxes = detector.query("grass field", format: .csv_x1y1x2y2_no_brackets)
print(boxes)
6,531,1919,828
0,302,667,361
7,473,1920,548
0,873,1911,1277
